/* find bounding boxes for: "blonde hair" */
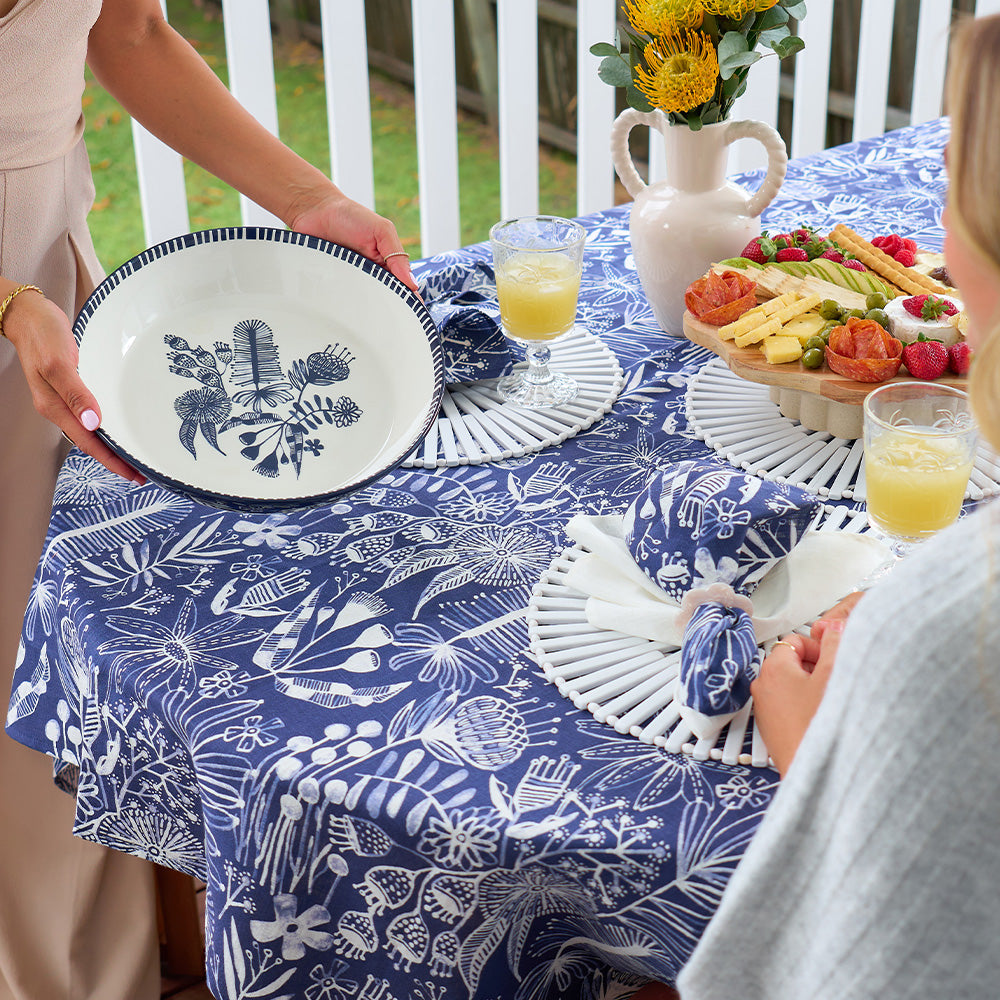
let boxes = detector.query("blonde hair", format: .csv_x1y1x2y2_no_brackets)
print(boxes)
945,14,1000,453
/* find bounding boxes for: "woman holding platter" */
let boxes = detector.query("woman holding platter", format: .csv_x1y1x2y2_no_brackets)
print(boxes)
0,1,412,997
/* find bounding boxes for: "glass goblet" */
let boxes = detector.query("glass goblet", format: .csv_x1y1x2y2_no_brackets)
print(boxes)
489,215,586,408
863,381,978,560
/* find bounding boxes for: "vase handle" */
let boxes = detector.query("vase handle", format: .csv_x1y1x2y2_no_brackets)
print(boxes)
723,119,788,219
610,108,666,199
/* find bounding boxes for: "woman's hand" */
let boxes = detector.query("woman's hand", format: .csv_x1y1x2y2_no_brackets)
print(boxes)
290,191,418,293
751,620,846,777
3,290,144,484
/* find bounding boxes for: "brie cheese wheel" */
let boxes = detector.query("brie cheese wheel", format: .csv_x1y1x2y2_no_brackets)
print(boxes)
885,294,964,347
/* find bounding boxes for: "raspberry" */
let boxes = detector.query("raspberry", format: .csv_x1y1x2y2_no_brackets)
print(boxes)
842,259,867,272
902,339,949,380
775,247,809,262
894,249,916,267
949,341,972,375
902,238,918,253
871,236,889,249
882,234,904,257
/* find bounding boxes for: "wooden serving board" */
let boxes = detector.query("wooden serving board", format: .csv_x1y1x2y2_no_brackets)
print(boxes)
682,310,966,405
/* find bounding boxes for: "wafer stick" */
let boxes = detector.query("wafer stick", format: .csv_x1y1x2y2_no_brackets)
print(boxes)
830,224,950,296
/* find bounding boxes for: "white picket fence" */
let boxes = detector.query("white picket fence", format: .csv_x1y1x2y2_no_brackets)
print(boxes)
131,0,1000,256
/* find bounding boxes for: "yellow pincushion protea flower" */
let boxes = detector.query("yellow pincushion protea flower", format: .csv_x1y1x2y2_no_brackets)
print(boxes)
702,0,779,16
636,31,720,114
623,0,705,36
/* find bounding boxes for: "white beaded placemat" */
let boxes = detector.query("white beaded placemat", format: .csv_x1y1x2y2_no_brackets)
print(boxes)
528,505,870,769
403,326,623,468
686,357,1000,501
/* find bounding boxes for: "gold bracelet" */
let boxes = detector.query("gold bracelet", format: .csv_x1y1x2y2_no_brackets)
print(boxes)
0,283,44,339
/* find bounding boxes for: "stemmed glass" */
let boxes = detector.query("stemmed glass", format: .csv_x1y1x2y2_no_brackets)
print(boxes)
863,382,978,561
489,216,586,408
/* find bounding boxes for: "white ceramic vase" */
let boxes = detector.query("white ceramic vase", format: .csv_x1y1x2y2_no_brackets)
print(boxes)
611,110,788,335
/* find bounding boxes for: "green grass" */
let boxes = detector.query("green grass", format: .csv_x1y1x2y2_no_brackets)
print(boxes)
83,0,577,271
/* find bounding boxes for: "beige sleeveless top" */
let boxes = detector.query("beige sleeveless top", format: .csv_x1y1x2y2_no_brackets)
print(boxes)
0,0,104,314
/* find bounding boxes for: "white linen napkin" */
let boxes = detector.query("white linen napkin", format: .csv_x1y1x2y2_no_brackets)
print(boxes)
563,511,889,740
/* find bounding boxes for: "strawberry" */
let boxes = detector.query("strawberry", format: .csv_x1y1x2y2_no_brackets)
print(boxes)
819,248,844,263
792,227,814,244
894,249,916,267
902,294,959,320
740,234,776,264
775,247,809,262
902,338,949,380
842,258,867,272
948,341,973,375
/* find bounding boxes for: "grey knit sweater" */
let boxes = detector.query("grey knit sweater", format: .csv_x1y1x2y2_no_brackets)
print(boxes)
678,499,1000,1000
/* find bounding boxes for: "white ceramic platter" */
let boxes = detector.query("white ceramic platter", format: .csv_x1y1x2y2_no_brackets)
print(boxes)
76,228,444,511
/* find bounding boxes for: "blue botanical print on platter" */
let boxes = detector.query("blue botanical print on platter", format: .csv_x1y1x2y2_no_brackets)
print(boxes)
165,319,363,479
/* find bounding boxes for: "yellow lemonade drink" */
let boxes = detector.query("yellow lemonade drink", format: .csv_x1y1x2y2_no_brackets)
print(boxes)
865,429,974,539
495,252,581,341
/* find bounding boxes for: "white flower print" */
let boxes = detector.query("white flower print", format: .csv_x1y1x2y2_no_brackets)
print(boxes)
250,894,335,959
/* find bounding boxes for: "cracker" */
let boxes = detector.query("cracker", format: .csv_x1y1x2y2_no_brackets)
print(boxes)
830,224,950,296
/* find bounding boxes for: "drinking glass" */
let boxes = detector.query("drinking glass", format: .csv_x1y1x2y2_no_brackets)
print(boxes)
863,382,978,559
489,216,586,408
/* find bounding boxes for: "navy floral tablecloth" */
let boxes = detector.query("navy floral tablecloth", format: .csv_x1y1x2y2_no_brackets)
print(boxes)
8,119,949,1000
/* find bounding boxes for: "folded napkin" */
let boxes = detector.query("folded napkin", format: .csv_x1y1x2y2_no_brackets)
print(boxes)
564,461,890,741
419,262,515,385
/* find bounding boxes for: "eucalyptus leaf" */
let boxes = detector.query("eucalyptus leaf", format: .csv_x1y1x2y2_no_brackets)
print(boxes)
719,46,761,80
687,112,703,131
757,27,791,49
781,0,807,19
598,56,633,88
757,6,789,29
589,41,620,58
772,35,805,60
718,30,750,60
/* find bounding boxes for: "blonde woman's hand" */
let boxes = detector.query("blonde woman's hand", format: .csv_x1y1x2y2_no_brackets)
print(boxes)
751,620,846,777
2,290,145,484
290,191,418,293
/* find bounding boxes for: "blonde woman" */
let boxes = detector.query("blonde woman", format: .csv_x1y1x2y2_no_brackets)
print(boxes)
0,1,413,997
673,13,1000,999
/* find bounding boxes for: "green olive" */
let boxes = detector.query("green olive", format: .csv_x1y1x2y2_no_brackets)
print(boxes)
818,299,842,321
804,335,826,351
865,292,888,311
865,308,890,327
845,308,866,320
802,347,825,369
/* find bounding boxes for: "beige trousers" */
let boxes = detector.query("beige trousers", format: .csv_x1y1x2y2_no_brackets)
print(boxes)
0,303,160,1000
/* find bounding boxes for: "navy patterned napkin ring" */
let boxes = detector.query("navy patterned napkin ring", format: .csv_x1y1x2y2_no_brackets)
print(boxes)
675,584,762,718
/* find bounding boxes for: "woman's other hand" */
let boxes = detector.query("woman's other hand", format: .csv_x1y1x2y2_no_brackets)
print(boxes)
811,590,865,641
2,289,144,484
751,621,846,777
290,191,418,293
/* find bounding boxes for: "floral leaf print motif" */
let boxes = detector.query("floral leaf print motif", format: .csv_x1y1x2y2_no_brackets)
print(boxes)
164,326,363,479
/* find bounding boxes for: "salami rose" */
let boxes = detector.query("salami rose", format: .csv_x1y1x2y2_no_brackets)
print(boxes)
685,270,757,326
826,316,903,382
